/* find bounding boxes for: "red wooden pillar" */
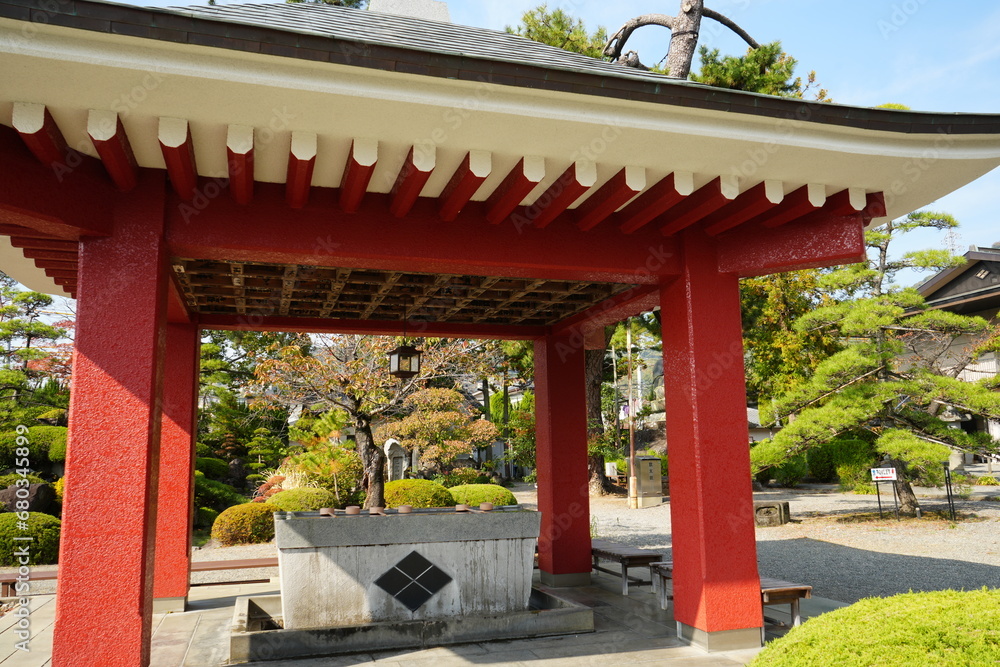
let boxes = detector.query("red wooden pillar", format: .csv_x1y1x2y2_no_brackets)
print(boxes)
534,333,591,585
53,171,168,666
153,323,200,612
661,228,762,651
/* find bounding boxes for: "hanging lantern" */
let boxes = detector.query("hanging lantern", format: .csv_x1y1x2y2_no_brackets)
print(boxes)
388,343,421,379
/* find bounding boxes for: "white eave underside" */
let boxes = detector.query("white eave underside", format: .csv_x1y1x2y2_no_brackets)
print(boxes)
3,18,1000,297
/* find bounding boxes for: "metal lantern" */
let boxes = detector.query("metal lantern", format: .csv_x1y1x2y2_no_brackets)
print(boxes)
388,343,421,379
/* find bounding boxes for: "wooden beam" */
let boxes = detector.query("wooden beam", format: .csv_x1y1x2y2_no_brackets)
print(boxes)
704,180,784,236
787,186,865,228
87,109,138,192
863,192,887,223
757,183,826,228
485,156,545,224
618,171,694,234
18,248,78,261
8,237,78,252
158,117,198,202
12,103,69,168
390,146,436,218
286,131,316,209
0,224,60,239
43,268,78,280
575,166,645,231
551,284,659,339
660,175,740,236
438,150,491,222
226,124,254,205
522,160,596,229
339,138,378,213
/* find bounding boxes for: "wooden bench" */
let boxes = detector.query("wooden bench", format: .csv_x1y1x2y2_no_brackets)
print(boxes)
591,539,664,596
649,565,812,627
1,557,280,596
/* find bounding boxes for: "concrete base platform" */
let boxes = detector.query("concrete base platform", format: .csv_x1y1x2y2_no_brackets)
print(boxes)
677,622,763,652
230,588,594,663
153,596,187,613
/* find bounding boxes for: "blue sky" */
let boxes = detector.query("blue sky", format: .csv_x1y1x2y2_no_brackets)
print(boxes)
124,0,1000,281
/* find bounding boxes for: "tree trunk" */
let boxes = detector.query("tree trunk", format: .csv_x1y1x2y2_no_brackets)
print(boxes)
355,413,386,508
666,0,704,79
586,342,615,495
886,457,920,516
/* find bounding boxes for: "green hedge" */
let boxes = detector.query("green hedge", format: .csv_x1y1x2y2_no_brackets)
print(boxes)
0,473,47,489
194,471,246,512
266,487,336,512
0,512,61,565
383,479,455,508
194,506,219,529
448,484,517,507
211,503,279,546
0,425,68,467
750,588,1000,667
195,457,230,481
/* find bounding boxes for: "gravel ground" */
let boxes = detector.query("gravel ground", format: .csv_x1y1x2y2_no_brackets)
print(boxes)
508,482,1000,605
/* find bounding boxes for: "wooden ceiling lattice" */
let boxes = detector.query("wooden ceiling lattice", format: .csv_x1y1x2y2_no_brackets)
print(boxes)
172,259,635,326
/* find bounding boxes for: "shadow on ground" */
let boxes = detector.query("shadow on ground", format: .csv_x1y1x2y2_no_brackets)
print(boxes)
757,537,1000,604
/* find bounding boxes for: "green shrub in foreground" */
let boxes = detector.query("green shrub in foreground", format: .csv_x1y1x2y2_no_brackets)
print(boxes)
266,487,336,512
750,588,1000,667
0,473,47,489
383,479,455,508
448,484,517,507
211,503,279,546
195,457,230,481
0,512,60,565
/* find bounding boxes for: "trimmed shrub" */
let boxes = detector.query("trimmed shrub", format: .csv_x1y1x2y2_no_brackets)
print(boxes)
0,473,47,489
54,477,65,502
195,457,230,481
383,479,455,508
749,588,1000,667
211,503,279,546
0,425,68,467
448,484,517,507
806,443,837,482
433,467,489,488
976,474,999,486
0,512,60,565
195,442,212,458
830,438,878,491
773,454,808,488
194,471,246,512
266,487,336,512
194,506,219,529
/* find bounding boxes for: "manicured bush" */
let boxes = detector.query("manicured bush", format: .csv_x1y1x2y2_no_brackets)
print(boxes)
749,588,1000,667
195,457,230,481
0,473,47,489
195,442,212,458
194,506,219,529
54,477,65,502
0,512,61,565
194,471,246,512
266,487,336,512
383,479,455,508
831,438,878,491
448,484,518,507
773,454,808,488
976,474,999,486
806,443,837,482
0,425,68,467
211,503,279,546
433,467,489,488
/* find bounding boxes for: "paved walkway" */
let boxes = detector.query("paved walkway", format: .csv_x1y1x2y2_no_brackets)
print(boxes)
0,570,844,666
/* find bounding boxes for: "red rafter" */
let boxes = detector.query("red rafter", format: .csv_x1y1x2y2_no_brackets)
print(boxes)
19,248,78,261
227,125,254,205
703,180,784,236
438,150,490,221
390,146,435,218
9,237,78,252
158,118,198,202
485,156,544,224
339,138,378,213
659,177,739,236
756,184,826,228
524,161,596,229
617,171,693,234
0,224,59,239
285,131,316,210
575,166,645,231
87,110,138,192
12,103,69,168
863,192,887,223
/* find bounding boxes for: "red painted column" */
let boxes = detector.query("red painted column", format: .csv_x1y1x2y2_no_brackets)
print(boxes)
660,228,762,651
534,333,591,586
54,171,168,666
153,323,200,612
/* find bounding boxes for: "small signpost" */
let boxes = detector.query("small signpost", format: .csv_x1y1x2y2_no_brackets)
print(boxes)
870,467,899,520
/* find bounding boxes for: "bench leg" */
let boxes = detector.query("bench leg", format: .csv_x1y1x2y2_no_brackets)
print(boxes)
621,562,628,596
791,598,802,626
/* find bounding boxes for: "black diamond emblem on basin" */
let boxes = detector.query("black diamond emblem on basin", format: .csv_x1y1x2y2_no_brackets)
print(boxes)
374,551,452,612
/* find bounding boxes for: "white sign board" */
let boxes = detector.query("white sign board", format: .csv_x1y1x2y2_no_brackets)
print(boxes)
870,467,897,481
